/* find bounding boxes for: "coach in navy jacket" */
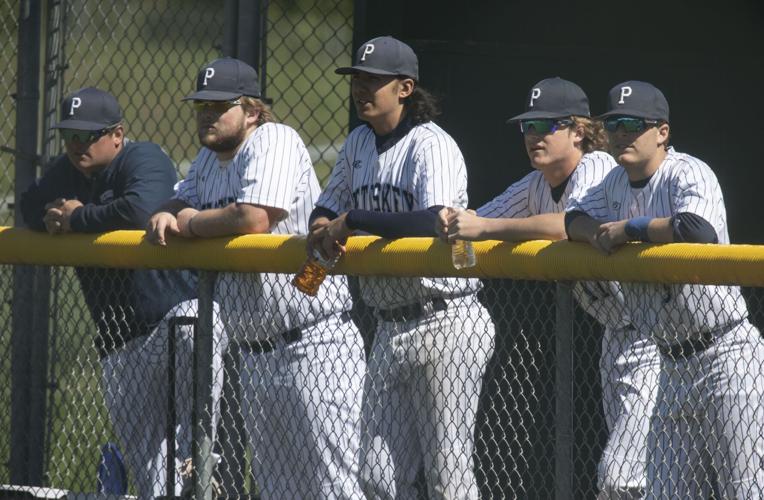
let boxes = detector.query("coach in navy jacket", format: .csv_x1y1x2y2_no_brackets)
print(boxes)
20,87,196,358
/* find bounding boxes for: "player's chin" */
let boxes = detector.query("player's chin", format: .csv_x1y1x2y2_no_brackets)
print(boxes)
199,132,224,149
68,154,91,171
615,151,637,165
528,153,548,169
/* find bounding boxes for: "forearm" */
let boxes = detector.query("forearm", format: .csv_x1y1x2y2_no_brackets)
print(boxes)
481,213,566,241
185,202,275,237
565,211,601,242
69,199,143,232
642,217,673,243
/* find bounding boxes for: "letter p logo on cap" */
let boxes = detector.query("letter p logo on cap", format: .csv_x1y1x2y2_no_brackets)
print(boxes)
529,88,541,107
203,68,215,86
618,86,632,104
361,43,375,61
69,97,81,116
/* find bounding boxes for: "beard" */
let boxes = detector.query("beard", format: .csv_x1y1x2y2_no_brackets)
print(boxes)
198,126,247,154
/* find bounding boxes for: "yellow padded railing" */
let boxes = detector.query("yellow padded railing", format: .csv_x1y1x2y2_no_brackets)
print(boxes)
1,226,763,286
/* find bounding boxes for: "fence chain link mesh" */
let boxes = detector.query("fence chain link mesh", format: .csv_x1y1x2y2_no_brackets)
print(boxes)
4,1,764,499
5,259,764,497
0,0,17,224
0,1,17,490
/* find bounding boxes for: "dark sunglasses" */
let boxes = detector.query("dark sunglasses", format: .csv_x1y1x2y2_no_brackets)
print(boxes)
519,119,574,135
192,99,242,113
603,117,660,133
60,127,114,144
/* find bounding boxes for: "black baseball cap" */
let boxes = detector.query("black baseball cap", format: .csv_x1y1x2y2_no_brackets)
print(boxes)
507,78,590,123
53,87,122,131
335,36,419,81
599,81,669,122
183,57,261,101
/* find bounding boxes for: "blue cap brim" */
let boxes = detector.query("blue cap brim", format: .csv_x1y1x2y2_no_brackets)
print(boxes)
598,108,666,120
335,66,399,76
335,66,418,80
182,90,252,101
506,110,579,123
52,119,118,130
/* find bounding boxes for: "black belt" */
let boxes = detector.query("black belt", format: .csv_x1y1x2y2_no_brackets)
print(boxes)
375,297,448,323
657,320,742,359
244,311,351,354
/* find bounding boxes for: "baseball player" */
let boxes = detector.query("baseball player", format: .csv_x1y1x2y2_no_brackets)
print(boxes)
145,57,366,499
437,77,660,499
566,80,764,498
18,87,224,498
309,36,496,499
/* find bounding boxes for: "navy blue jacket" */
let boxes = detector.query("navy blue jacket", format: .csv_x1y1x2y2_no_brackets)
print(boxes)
20,141,197,357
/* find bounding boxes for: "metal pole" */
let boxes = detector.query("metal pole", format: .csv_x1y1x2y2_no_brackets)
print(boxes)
193,271,217,500
167,317,177,497
236,0,267,97
222,0,237,57
10,0,49,487
215,345,246,497
41,0,66,478
555,282,574,500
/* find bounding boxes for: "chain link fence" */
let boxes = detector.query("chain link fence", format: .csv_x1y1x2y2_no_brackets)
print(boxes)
2,0,353,495
0,1,18,490
4,1,764,499
3,260,764,497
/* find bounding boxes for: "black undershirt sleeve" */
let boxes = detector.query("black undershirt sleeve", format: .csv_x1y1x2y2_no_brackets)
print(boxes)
345,205,445,239
564,210,588,240
309,205,339,225
671,212,718,243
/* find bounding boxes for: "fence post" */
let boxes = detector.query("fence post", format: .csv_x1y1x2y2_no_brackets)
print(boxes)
222,0,267,95
193,271,217,500
10,0,50,487
555,281,574,500
215,345,246,497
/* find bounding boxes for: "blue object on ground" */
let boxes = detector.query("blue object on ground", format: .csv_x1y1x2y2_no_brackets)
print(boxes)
97,442,128,494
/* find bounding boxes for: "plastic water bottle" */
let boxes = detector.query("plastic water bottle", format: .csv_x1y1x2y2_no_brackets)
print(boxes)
292,249,338,296
451,239,476,269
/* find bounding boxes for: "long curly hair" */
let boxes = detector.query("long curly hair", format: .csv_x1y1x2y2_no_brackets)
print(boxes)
403,85,441,125
571,116,608,153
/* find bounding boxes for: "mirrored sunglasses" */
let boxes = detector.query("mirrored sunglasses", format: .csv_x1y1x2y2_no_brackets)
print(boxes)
519,119,573,135
603,117,659,133
192,99,242,113
59,127,112,144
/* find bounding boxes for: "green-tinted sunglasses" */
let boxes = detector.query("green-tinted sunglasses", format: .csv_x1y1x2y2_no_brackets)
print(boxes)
192,99,242,113
60,127,113,144
603,116,660,133
519,119,574,135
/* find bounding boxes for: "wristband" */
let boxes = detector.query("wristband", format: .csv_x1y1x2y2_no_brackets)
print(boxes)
187,214,201,237
624,216,652,242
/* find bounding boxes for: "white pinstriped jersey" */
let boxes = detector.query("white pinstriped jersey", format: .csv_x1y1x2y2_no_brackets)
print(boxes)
478,151,631,329
175,122,352,340
316,121,481,309
567,148,749,345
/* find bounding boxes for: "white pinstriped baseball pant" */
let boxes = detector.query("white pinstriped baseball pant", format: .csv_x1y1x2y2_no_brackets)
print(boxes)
597,325,660,499
646,321,764,499
240,312,366,499
101,299,227,498
359,294,495,500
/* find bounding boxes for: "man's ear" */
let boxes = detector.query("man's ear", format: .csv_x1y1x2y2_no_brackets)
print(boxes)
656,123,670,148
398,78,415,99
111,125,125,147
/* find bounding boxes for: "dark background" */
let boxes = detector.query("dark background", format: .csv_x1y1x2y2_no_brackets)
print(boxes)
351,1,764,498
354,0,764,244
